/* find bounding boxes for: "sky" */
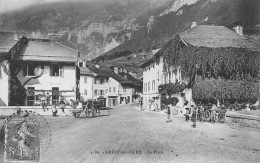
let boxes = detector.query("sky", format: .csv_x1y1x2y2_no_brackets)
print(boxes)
0,0,66,13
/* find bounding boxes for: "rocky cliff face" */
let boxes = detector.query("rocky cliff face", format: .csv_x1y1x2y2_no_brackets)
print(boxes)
0,0,259,61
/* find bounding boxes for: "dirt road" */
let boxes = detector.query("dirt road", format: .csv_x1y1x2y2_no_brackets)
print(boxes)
1,104,260,163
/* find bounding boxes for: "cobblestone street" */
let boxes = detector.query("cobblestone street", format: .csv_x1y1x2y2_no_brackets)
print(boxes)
1,104,260,163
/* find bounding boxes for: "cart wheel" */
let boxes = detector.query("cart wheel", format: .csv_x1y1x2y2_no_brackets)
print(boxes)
77,113,81,118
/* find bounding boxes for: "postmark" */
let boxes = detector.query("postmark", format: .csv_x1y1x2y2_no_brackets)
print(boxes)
3,110,51,163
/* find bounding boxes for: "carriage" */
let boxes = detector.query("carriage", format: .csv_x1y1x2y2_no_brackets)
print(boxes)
71,100,102,118
199,105,227,123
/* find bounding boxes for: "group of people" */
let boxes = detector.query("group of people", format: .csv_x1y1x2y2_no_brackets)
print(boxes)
39,92,68,116
166,102,223,128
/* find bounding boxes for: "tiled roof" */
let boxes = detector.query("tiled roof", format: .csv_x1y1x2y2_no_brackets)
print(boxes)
141,25,259,68
80,67,93,76
90,67,111,78
16,41,78,62
109,72,135,85
179,25,258,49
0,31,23,53
89,66,140,86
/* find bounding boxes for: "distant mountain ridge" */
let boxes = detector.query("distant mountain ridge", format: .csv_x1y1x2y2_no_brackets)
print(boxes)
0,0,259,62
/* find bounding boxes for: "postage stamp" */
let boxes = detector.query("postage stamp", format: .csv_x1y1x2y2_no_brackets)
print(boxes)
3,111,51,163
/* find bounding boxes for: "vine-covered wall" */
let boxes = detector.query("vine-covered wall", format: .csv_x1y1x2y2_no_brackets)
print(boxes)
155,35,259,101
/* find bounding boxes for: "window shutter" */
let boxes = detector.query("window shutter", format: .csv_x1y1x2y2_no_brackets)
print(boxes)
49,64,52,76
59,65,64,77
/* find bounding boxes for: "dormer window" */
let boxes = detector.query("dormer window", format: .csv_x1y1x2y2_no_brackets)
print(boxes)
78,62,83,67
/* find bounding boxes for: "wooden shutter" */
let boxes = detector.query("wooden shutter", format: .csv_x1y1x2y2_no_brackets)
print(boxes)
59,65,64,77
49,64,52,76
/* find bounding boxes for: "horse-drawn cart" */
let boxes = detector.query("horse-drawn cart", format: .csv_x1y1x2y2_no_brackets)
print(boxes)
71,100,102,118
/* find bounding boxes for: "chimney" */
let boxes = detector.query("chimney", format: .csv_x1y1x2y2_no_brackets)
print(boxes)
233,25,243,36
114,66,118,74
95,64,100,69
14,31,18,41
191,22,197,29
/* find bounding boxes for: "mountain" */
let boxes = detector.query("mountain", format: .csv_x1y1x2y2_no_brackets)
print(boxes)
0,0,259,63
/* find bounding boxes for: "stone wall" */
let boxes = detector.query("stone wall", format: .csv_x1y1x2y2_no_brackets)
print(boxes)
225,114,260,129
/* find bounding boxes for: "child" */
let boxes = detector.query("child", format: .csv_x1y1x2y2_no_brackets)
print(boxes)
52,105,58,117
59,98,66,113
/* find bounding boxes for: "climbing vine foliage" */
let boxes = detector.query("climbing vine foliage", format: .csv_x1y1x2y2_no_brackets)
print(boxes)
193,77,259,100
155,35,260,101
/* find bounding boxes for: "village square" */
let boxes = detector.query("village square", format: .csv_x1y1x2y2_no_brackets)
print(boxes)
0,1,260,162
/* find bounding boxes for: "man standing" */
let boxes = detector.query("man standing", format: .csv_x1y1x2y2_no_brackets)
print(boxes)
46,93,51,106
166,103,172,123
198,104,205,122
190,105,197,128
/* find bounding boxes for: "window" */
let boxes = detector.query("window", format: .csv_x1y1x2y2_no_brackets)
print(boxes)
152,80,155,90
148,82,150,91
100,90,104,95
100,78,104,84
24,64,38,76
84,89,87,95
84,77,88,83
94,89,98,96
109,87,111,92
113,87,116,92
50,64,63,77
78,62,83,67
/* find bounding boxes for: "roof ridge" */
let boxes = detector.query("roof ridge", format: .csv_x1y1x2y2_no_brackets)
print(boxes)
54,42,78,52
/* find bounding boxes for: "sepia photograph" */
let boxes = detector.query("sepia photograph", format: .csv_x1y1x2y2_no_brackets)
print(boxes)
0,0,259,162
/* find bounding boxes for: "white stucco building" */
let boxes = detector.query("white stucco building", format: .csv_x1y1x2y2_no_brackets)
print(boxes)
79,67,94,101
16,40,79,106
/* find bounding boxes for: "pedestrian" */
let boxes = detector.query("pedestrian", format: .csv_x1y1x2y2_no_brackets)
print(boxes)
41,94,47,112
190,105,197,128
198,104,205,122
60,98,66,113
166,103,172,122
210,104,217,123
52,104,58,117
140,100,143,111
46,93,51,106
185,107,190,121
